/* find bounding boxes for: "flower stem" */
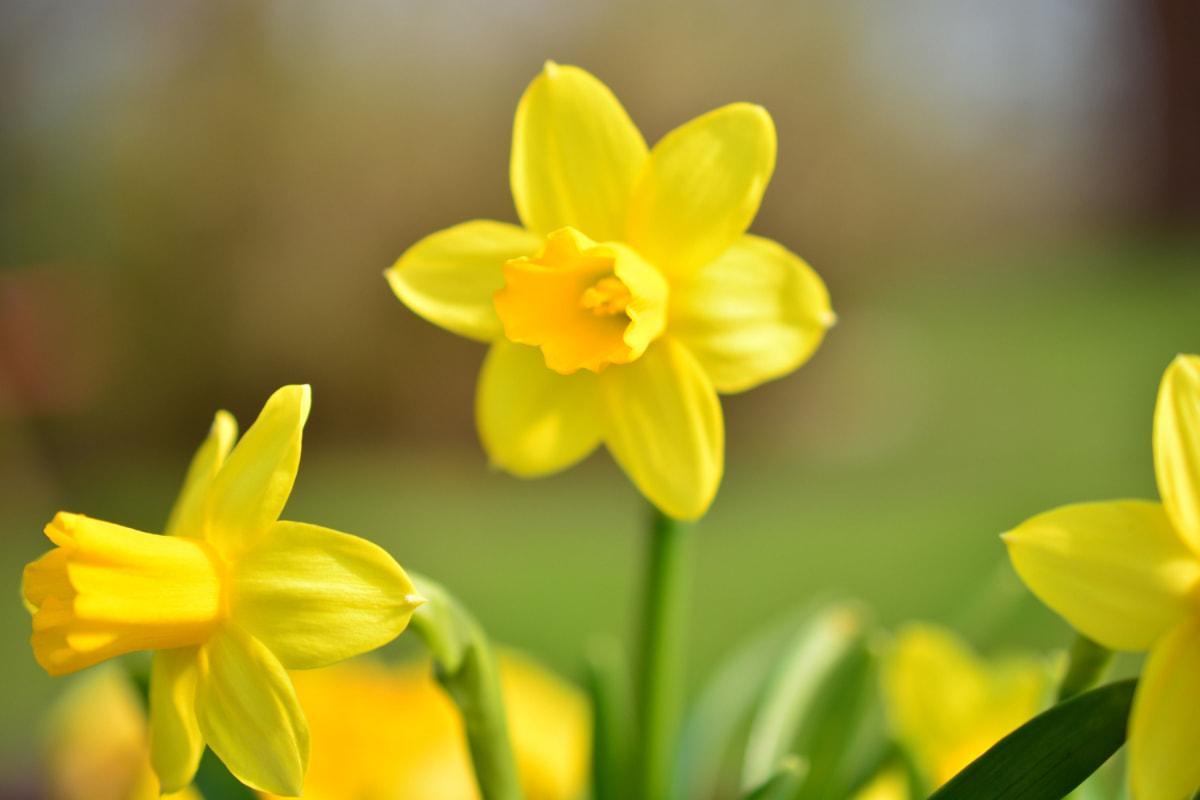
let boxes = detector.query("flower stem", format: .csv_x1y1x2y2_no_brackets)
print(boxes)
635,506,691,800
409,574,523,800
1056,632,1113,702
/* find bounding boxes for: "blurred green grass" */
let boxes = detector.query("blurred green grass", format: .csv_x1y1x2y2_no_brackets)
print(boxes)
3,239,1198,786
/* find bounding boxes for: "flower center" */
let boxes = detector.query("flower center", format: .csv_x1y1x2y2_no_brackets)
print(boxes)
23,513,227,675
493,227,668,374
580,277,632,317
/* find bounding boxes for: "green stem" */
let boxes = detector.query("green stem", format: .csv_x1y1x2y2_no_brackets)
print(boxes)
1056,633,1113,702
635,506,691,800
409,574,523,800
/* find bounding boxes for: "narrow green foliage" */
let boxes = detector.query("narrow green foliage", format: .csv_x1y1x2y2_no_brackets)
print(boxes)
585,636,633,800
740,602,867,793
929,680,1136,800
742,756,807,800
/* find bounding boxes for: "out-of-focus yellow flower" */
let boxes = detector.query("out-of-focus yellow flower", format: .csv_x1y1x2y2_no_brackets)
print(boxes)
856,623,1048,799
263,652,590,800
23,385,423,797
387,62,833,520
1004,355,1200,799
43,665,199,800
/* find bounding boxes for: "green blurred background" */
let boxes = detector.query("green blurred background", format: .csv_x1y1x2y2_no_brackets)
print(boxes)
1,1,1197,795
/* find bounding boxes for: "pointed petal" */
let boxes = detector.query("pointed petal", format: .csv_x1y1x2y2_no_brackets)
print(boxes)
150,647,204,793
204,385,310,556
1003,500,1200,651
196,627,308,796
232,521,422,669
627,103,776,278
386,220,544,342
1129,617,1200,800
671,235,833,393
601,337,723,520
166,411,238,537
476,340,603,477
1155,354,1200,552
511,62,648,242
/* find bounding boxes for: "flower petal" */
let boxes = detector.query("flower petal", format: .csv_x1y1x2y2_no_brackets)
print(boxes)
627,103,776,278
150,647,204,793
601,337,723,520
196,626,309,796
476,340,603,476
671,235,833,393
1129,616,1200,800
1003,500,1200,651
1155,354,1200,552
166,411,237,538
386,220,544,342
231,521,421,670
884,624,1046,787
511,62,648,242
204,385,310,556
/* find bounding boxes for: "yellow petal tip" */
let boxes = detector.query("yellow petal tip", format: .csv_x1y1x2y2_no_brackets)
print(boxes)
404,593,428,609
543,59,561,76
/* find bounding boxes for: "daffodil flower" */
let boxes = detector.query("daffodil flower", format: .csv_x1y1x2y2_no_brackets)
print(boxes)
1004,355,1200,799
22,385,422,797
880,624,1048,792
387,62,833,519
268,652,589,800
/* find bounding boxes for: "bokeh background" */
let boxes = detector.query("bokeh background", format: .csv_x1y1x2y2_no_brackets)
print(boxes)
2,0,1197,794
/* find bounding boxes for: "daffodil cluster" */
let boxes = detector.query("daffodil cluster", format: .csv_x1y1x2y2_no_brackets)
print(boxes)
388,61,832,520
23,386,421,796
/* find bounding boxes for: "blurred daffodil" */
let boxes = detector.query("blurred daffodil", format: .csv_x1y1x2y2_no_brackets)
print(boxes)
23,385,422,797
263,652,589,800
1004,354,1200,800
861,623,1048,798
43,666,199,800
387,62,833,519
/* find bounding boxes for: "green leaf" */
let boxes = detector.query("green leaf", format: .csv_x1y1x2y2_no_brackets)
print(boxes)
742,756,808,800
675,613,794,799
740,602,868,793
585,636,633,800
929,679,1136,800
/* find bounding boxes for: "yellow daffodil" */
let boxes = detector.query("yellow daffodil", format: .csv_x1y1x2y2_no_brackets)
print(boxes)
387,62,833,520
22,385,423,797
1004,354,1200,799
263,652,590,800
43,666,200,800
857,623,1048,798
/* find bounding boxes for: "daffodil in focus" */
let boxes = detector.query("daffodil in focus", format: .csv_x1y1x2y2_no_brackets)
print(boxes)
387,62,833,520
1004,355,1200,799
263,652,589,800
855,623,1048,799
22,385,423,797
43,666,199,800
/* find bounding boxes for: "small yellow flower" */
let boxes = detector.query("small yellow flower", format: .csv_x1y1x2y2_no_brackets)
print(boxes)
1004,355,1200,799
22,385,422,797
43,666,200,800
861,623,1048,798
264,652,590,800
387,62,833,520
